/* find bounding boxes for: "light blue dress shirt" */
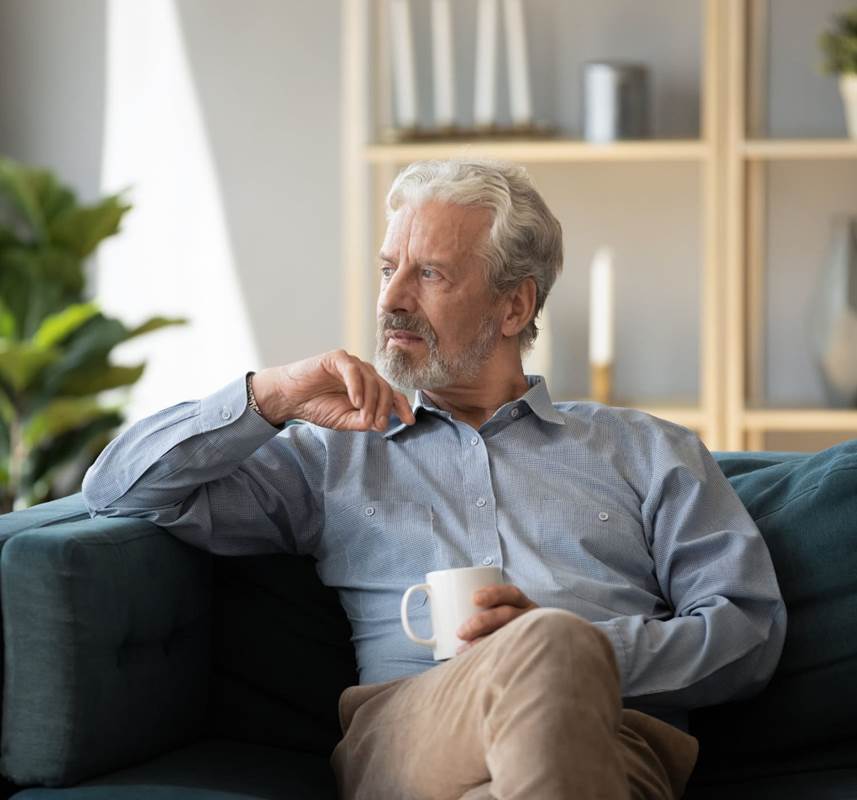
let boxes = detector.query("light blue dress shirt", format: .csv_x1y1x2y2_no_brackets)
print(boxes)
82,373,786,730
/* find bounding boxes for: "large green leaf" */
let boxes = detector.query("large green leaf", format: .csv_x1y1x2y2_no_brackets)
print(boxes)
32,314,129,399
22,397,114,450
0,341,61,393
0,157,47,237
49,194,131,258
25,410,122,489
32,302,100,349
60,363,145,395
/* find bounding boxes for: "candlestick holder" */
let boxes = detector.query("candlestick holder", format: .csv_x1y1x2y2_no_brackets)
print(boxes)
590,362,613,405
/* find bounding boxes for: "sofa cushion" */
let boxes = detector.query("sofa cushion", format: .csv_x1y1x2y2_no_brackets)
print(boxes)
10,738,337,800
206,554,357,756
692,440,857,778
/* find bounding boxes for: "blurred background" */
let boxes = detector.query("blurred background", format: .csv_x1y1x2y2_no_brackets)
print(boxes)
2,0,857,510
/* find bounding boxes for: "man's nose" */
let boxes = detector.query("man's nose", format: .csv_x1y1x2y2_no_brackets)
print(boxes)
379,267,417,314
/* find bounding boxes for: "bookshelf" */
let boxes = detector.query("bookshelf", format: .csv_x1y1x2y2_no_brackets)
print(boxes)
343,0,857,452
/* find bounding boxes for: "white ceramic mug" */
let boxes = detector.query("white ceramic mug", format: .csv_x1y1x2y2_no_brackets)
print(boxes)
400,566,504,661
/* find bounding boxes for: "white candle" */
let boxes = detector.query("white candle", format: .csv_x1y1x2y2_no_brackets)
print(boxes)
589,247,614,366
431,0,455,128
474,0,498,127
503,0,532,126
390,0,417,129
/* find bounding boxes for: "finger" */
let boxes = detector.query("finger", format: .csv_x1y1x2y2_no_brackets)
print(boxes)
473,584,531,609
373,376,394,430
338,359,365,410
457,605,522,641
359,364,379,426
393,390,416,425
457,635,487,655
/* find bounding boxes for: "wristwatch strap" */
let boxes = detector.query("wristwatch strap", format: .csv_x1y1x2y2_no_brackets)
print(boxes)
246,371,264,417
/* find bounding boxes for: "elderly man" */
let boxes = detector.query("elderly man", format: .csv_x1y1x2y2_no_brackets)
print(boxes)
83,159,786,800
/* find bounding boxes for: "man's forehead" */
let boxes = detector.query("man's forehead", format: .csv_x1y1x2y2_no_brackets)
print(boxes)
384,201,491,261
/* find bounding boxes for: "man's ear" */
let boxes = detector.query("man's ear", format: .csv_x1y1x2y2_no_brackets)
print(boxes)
500,278,537,338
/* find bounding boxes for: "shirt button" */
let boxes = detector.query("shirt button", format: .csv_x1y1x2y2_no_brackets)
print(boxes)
470,436,479,446
510,408,520,418
482,556,494,566
598,511,609,521
365,506,376,517
475,497,487,508
220,407,232,421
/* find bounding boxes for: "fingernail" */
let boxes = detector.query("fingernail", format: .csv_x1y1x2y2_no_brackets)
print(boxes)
377,415,388,428
354,395,362,408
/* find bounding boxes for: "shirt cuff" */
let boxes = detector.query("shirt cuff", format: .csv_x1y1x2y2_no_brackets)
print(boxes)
198,373,286,451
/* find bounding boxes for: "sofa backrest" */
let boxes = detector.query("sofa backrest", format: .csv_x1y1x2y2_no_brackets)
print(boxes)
692,440,857,784
205,553,357,756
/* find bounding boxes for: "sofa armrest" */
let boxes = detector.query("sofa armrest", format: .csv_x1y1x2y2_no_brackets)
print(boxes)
0,513,212,788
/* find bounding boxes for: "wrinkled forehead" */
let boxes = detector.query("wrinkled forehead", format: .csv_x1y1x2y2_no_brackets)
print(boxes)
383,200,493,266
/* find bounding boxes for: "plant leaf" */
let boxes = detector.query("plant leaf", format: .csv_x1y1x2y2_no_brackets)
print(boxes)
60,363,145,395
0,341,62,393
125,315,189,340
22,397,115,450
25,411,122,489
0,157,47,238
49,194,131,258
32,302,100,349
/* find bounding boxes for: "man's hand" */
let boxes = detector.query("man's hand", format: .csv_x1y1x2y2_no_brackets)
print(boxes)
251,350,416,431
456,584,539,654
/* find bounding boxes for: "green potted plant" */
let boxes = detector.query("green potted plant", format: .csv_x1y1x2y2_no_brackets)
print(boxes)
0,156,186,513
820,8,857,138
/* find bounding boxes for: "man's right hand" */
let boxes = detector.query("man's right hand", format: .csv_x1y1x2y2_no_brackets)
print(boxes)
250,350,416,432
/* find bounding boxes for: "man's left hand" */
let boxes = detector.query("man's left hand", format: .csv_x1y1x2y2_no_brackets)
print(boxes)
456,584,539,654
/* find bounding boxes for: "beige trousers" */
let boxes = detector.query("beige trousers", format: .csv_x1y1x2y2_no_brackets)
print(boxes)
331,608,698,800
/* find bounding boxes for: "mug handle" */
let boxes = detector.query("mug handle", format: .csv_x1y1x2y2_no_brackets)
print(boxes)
400,583,435,648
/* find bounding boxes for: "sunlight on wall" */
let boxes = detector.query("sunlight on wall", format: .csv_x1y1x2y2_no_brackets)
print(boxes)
97,0,261,425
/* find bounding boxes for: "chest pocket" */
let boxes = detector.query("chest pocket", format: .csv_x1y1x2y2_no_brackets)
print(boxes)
327,499,438,620
538,499,652,590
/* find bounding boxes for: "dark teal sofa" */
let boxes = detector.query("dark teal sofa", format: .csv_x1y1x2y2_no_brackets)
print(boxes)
0,442,854,799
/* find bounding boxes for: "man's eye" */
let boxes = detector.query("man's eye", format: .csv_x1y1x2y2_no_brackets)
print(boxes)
380,265,394,279
421,268,439,280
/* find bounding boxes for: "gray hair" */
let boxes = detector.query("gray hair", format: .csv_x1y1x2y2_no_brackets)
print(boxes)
386,159,564,350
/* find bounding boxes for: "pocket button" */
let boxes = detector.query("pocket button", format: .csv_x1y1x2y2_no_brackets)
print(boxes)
598,511,609,521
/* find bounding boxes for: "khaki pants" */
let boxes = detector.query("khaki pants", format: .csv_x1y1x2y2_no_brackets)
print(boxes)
331,608,698,800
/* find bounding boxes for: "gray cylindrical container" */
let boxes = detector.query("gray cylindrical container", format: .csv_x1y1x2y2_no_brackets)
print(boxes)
582,62,650,142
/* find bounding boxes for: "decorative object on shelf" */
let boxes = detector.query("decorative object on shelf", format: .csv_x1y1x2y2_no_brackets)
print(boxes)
589,246,614,404
503,0,532,128
0,156,187,512
384,0,549,143
390,0,418,133
582,61,650,143
819,8,857,139
808,216,857,408
474,0,499,129
431,0,455,130
523,305,552,380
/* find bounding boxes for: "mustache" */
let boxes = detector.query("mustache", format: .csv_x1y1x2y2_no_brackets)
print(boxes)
380,313,438,346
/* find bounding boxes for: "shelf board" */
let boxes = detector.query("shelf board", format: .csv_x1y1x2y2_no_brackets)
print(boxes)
742,139,857,160
743,409,857,431
365,139,711,164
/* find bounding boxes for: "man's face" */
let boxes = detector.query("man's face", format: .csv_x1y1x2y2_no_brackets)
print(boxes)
374,200,502,390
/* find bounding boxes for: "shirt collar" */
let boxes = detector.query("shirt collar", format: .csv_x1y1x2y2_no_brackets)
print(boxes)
384,374,566,438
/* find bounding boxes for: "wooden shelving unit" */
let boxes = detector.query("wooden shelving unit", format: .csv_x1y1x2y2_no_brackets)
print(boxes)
343,0,857,452
724,0,857,450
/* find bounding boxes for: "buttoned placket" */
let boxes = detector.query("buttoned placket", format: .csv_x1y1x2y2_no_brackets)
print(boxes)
457,423,503,571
